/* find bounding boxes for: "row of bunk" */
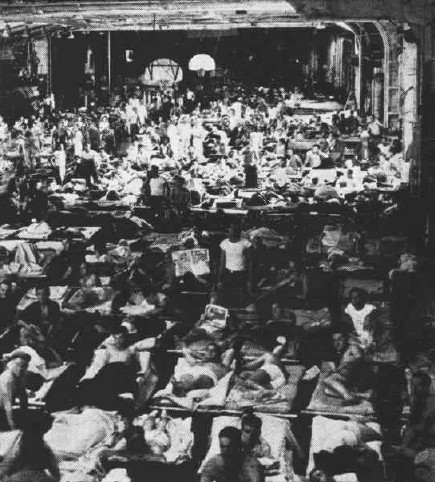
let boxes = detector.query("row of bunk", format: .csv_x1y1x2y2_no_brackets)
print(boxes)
0,181,425,481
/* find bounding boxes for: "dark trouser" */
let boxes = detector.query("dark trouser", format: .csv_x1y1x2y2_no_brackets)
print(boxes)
76,159,99,186
222,269,247,308
77,362,137,410
149,195,165,212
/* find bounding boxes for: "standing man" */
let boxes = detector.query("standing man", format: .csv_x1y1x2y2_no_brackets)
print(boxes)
77,143,99,187
218,222,252,308
145,165,168,212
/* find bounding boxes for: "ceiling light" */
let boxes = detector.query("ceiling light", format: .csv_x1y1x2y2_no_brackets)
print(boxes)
56,30,62,38
2,26,10,38
67,31,75,39
316,22,326,30
22,27,29,38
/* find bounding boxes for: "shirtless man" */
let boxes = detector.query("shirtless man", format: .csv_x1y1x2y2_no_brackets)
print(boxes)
0,352,30,430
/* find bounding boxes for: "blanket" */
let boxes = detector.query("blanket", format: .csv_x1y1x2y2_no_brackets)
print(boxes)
17,221,52,240
0,241,45,277
133,415,194,463
293,308,331,330
225,365,305,414
307,416,383,476
45,408,126,482
63,287,114,314
307,366,374,416
153,371,233,410
45,407,125,460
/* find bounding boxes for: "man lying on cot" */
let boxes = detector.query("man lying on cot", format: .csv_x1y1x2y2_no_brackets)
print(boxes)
323,340,374,405
172,341,234,397
234,338,288,392
172,333,287,397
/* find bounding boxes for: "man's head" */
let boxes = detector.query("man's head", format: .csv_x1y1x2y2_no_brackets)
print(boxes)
0,280,10,298
112,325,130,350
204,342,220,362
36,285,50,304
229,222,242,240
309,468,331,482
312,144,320,153
241,413,262,446
412,371,432,399
340,341,364,366
349,288,367,310
7,352,31,377
219,426,242,459
332,331,348,354
271,301,283,320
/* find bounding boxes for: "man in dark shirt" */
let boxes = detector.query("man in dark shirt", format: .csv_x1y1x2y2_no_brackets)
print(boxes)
201,426,264,482
52,119,69,151
20,285,61,341
46,235,85,285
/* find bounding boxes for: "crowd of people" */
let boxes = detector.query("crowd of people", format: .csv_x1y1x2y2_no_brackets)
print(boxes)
0,79,428,482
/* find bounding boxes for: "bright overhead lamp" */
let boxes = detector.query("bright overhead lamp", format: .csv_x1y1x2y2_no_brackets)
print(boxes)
67,31,75,39
316,22,326,30
2,25,10,38
22,27,29,38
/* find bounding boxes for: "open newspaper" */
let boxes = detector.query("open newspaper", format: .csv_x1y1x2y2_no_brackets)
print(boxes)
171,248,210,277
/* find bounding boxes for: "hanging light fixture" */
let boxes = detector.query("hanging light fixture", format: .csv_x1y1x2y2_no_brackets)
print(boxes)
22,27,29,39
67,30,75,39
316,22,326,30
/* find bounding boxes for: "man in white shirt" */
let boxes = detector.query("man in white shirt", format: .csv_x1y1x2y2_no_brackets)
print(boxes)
0,116,8,141
304,144,322,169
54,144,67,185
146,165,167,211
218,222,252,308
77,143,99,186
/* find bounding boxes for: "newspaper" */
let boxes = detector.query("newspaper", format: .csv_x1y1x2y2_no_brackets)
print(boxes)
171,248,210,277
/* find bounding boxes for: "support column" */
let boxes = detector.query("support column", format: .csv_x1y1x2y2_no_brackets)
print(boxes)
48,36,52,98
400,38,419,159
107,31,112,99
372,68,384,121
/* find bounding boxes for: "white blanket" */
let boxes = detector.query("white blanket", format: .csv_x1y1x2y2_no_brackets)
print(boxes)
154,370,233,410
307,416,382,476
133,415,194,463
44,407,125,460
